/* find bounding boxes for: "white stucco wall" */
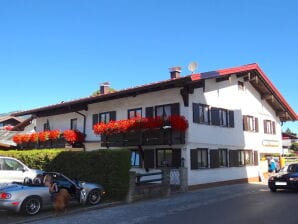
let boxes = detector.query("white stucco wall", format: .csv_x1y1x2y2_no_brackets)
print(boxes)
187,75,282,153
188,166,259,185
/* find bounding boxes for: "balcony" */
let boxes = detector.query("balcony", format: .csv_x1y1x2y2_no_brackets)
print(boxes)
101,128,185,147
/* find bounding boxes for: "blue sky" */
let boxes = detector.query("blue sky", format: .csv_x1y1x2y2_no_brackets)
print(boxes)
0,0,297,133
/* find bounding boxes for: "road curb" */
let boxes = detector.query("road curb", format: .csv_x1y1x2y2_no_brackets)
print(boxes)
15,201,124,224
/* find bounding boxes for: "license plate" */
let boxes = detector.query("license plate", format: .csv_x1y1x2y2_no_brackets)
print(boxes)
275,182,287,186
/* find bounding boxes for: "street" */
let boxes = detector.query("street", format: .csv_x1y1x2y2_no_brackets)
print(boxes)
2,183,298,224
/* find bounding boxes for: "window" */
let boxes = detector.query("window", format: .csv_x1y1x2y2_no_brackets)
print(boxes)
229,150,254,167
211,107,234,127
43,123,50,131
100,113,110,124
157,149,172,167
92,111,116,126
70,118,77,130
193,103,210,124
155,105,172,118
128,108,142,119
155,148,181,168
131,150,141,167
243,115,259,132
190,148,208,169
264,120,276,134
2,158,23,171
219,109,227,126
219,149,228,167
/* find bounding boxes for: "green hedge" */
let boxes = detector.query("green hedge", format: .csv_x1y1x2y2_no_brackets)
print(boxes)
47,150,131,200
0,149,131,201
0,149,63,170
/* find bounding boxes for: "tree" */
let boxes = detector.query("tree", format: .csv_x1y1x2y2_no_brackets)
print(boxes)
290,142,298,151
284,128,297,136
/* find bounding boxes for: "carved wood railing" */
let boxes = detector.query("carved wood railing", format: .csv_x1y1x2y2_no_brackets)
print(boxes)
101,128,185,147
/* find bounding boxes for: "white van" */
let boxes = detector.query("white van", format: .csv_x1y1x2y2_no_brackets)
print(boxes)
0,156,43,183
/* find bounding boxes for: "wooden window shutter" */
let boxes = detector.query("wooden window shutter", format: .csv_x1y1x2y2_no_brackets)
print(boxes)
228,110,234,127
229,150,238,167
243,115,248,131
190,149,198,170
255,117,259,132
172,149,181,168
171,103,180,115
210,150,220,168
109,111,116,121
144,149,155,169
272,121,276,134
253,151,259,166
145,107,154,118
211,107,220,125
193,103,200,123
92,114,99,126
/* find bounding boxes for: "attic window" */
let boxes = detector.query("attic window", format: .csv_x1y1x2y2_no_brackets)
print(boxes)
238,81,244,90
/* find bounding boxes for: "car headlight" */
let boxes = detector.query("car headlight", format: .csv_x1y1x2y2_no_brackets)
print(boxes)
269,176,275,181
0,192,11,199
289,177,298,181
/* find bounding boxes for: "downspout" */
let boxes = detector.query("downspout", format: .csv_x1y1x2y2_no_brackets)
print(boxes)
75,111,86,134
75,111,86,151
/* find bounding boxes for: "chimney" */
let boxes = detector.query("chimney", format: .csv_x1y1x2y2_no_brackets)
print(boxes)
100,82,110,94
169,66,181,79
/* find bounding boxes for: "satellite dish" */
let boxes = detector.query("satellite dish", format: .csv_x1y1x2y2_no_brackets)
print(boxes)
188,61,198,73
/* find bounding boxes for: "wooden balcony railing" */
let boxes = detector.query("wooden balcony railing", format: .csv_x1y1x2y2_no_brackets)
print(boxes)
101,128,185,147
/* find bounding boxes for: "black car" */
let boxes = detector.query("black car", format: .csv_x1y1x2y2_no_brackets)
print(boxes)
268,163,298,192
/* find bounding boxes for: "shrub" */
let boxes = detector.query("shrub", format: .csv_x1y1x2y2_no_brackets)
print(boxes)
0,149,131,201
0,149,64,170
47,149,131,200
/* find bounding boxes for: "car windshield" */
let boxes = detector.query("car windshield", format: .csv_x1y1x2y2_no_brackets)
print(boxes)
286,165,298,173
3,158,23,170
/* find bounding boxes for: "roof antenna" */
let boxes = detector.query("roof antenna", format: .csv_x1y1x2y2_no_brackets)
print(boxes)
188,61,198,74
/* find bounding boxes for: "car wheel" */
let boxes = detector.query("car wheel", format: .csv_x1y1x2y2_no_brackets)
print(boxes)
21,196,42,215
269,187,277,192
87,189,101,205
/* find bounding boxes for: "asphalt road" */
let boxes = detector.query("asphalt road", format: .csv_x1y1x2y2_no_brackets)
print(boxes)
2,183,297,224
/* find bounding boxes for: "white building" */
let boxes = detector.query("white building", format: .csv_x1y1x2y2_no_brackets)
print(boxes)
13,63,297,188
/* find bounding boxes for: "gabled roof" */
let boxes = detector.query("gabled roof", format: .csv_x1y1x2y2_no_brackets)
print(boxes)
0,116,23,123
282,132,298,140
12,63,297,121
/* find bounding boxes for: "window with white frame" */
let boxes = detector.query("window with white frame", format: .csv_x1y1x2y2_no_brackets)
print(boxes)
155,104,172,118
70,118,77,130
243,115,259,132
128,108,142,119
199,104,210,124
219,148,228,167
190,148,208,169
263,120,276,135
131,150,141,167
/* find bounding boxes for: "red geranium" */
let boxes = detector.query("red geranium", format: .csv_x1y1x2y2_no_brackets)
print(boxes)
21,134,31,143
12,134,23,144
63,130,85,144
49,130,61,140
93,122,108,135
38,131,50,142
168,115,189,131
30,133,39,143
